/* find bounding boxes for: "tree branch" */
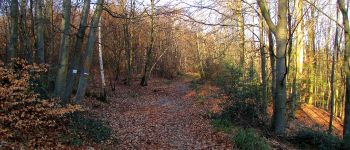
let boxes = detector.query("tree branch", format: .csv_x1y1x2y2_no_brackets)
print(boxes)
257,0,277,33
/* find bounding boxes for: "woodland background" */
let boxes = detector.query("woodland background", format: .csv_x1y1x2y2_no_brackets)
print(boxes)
1,0,350,149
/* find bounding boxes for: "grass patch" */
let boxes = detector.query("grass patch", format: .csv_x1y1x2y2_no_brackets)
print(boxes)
233,129,270,150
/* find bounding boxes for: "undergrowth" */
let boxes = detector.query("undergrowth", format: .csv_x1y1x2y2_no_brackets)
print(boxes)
234,129,270,150
207,62,270,149
59,112,113,147
211,118,235,133
190,80,206,104
213,63,265,127
291,129,345,150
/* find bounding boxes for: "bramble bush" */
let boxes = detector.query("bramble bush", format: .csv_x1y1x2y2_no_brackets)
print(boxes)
0,59,82,148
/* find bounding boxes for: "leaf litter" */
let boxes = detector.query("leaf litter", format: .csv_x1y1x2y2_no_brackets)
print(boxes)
82,77,233,149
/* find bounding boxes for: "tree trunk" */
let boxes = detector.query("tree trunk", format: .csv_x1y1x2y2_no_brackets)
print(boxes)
237,0,245,68
20,0,31,63
47,0,54,64
307,6,316,105
290,0,305,118
329,10,338,133
140,0,155,86
338,0,350,140
259,11,267,115
121,0,132,85
55,0,71,98
196,32,205,78
36,0,45,63
295,0,304,76
7,0,19,62
258,0,288,135
268,30,276,107
274,31,288,136
29,0,36,52
98,18,107,101
288,0,296,118
63,0,91,102
75,0,104,103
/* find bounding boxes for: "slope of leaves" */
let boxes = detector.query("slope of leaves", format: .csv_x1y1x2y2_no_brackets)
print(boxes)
0,59,82,149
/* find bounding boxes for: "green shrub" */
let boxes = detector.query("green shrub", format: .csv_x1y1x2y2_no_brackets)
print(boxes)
213,63,265,126
214,63,260,101
233,129,270,150
292,129,342,150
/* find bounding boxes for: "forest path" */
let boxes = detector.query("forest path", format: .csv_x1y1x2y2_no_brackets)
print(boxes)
86,77,232,149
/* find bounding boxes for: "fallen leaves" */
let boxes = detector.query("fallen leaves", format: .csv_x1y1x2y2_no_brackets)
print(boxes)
83,77,232,149
0,59,82,149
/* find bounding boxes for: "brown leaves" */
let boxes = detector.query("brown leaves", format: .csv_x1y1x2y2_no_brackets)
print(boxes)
84,77,232,149
0,59,81,149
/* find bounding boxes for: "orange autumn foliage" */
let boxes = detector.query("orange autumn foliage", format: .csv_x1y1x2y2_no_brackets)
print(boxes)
0,59,82,148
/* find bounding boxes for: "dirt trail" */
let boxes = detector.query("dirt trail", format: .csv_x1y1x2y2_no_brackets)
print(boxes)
85,78,232,149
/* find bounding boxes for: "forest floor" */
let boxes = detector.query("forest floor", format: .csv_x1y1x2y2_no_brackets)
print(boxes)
289,104,343,136
81,74,344,149
82,75,233,149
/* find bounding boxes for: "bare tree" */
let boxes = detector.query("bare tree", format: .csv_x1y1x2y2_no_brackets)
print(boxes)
258,0,288,135
140,0,156,86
